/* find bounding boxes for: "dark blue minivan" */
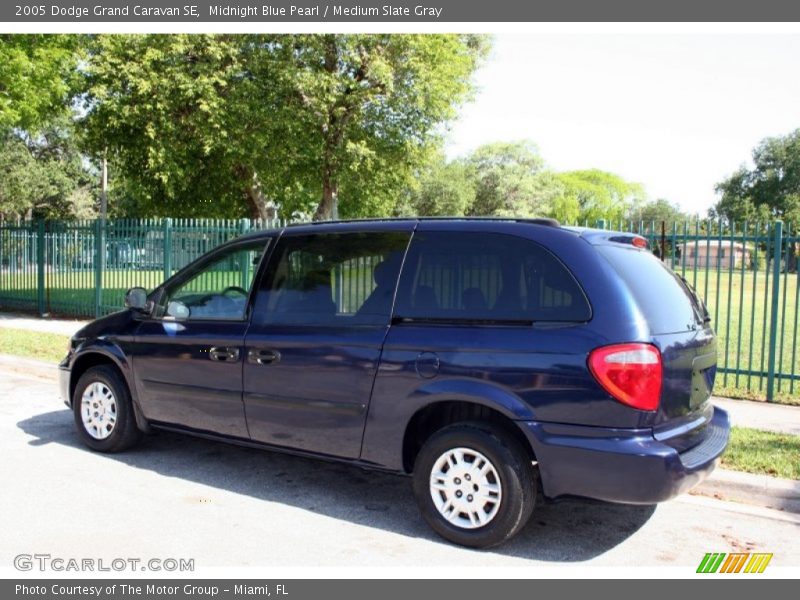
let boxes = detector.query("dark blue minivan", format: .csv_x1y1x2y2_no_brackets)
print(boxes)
60,218,729,548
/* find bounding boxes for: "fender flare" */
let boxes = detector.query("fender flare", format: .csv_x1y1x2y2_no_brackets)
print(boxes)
407,378,537,421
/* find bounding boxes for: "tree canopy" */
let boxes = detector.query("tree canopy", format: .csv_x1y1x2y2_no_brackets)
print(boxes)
0,33,706,224
0,35,81,134
553,169,645,224
714,129,800,224
80,34,489,220
404,141,651,224
0,121,96,219
465,141,560,218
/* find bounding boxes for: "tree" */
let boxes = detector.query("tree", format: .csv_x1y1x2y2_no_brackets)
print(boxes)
0,35,81,133
466,141,558,217
635,198,688,225
714,129,800,224
402,152,475,216
81,35,252,218
399,142,648,224
80,34,488,220
553,169,645,224
0,35,92,219
0,120,97,220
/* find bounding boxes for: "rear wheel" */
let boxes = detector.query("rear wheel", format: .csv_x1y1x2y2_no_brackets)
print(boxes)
412,422,536,548
73,365,142,452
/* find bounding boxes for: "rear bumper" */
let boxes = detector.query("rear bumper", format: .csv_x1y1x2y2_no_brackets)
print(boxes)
521,406,730,504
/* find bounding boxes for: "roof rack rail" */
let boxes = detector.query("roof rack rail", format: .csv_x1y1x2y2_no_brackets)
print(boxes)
289,216,561,227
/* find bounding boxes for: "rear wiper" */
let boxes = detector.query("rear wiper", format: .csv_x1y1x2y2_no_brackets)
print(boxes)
678,274,711,324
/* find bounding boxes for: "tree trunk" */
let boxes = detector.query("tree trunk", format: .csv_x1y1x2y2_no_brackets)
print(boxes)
313,173,338,221
243,170,276,222
246,184,268,221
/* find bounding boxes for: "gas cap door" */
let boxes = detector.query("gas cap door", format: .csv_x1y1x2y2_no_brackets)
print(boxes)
415,351,440,379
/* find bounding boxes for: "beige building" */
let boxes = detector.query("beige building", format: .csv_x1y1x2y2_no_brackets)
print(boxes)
678,240,752,269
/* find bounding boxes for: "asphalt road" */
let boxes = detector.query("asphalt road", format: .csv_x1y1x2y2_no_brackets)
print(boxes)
1,369,798,572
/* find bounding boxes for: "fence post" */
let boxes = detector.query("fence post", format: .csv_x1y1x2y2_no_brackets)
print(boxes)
163,218,173,281
239,219,251,286
94,218,105,318
36,220,45,316
766,220,783,402
596,219,607,230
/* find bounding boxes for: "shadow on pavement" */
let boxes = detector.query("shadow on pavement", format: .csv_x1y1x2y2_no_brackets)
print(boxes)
18,408,656,561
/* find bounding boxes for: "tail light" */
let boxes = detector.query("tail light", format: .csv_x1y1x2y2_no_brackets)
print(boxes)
588,343,662,411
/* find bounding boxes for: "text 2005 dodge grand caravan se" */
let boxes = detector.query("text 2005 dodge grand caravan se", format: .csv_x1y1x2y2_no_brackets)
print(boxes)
60,218,729,548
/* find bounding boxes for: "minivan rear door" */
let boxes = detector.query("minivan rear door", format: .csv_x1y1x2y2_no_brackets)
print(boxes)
595,244,717,428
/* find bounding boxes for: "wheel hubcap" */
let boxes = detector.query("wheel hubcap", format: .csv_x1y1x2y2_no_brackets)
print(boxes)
429,447,502,529
80,382,117,440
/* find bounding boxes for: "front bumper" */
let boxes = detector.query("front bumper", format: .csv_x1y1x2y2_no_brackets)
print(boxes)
59,363,71,408
521,406,730,504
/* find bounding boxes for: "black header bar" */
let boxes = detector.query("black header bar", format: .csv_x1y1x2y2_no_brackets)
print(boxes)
5,0,800,23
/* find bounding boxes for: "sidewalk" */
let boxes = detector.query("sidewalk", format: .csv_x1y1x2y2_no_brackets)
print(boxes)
713,396,800,436
1,311,800,435
0,311,89,337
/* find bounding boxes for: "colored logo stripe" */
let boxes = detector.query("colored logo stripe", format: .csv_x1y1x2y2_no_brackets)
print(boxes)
697,553,773,573
697,553,726,573
720,553,749,573
744,553,773,573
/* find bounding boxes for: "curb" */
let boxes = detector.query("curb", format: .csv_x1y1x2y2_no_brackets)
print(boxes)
0,357,798,514
692,468,800,514
0,354,59,381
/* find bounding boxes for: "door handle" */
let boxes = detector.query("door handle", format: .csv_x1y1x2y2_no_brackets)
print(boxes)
248,349,281,365
208,346,240,362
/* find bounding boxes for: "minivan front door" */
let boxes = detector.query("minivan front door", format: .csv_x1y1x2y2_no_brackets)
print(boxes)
132,239,269,437
243,228,412,458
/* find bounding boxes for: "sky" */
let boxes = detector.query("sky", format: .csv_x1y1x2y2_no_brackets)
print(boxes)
444,34,800,215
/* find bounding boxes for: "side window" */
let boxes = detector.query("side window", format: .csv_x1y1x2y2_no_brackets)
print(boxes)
158,240,268,321
258,231,411,326
395,232,590,323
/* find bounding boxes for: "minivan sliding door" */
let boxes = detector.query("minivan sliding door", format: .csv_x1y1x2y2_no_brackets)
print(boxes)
243,228,412,458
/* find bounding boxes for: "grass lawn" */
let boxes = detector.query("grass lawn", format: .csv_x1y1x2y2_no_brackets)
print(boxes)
0,269,165,318
685,270,799,400
721,426,800,480
0,327,70,363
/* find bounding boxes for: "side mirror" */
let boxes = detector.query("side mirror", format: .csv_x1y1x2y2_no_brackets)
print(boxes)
166,300,191,320
124,287,149,311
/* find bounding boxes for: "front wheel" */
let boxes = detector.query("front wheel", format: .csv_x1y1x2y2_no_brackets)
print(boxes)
73,365,142,453
412,423,537,548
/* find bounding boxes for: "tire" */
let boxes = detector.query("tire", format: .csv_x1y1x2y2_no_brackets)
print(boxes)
412,422,537,548
73,365,142,453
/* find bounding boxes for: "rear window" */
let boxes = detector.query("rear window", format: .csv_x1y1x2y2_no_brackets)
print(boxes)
395,232,590,323
597,245,704,334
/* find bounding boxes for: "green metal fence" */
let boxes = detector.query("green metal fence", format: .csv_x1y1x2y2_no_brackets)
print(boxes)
599,218,799,402
1,216,798,401
0,217,287,319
